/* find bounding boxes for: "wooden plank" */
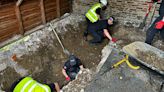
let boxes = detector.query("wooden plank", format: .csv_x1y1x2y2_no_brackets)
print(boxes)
44,0,56,5
15,6,24,35
20,1,39,11
0,30,19,42
56,0,60,17
24,21,42,31
22,12,41,21
0,26,18,35
40,0,46,24
44,1,56,7
0,14,16,19
23,17,41,28
0,20,17,29
45,12,57,21
21,8,40,16
45,7,57,14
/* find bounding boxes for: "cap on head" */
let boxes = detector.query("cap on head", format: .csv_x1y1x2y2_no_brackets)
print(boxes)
69,55,76,66
100,0,107,6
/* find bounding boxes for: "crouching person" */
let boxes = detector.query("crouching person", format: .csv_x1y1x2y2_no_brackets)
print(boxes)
62,55,84,81
10,77,61,92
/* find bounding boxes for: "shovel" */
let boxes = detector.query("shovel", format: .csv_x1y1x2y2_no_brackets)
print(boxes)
49,23,70,56
139,2,153,29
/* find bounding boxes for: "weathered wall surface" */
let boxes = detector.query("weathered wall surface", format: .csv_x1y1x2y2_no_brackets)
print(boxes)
72,0,160,27
0,14,85,91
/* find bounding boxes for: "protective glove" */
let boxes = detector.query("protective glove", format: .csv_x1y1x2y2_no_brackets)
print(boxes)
111,38,117,43
66,76,70,81
155,20,164,29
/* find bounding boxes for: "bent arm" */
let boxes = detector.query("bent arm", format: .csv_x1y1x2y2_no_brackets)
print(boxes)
54,82,60,92
103,29,112,40
62,69,68,78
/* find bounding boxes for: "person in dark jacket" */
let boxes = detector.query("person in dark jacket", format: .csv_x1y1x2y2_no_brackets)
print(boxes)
145,0,164,45
62,55,84,81
87,17,117,44
83,0,108,40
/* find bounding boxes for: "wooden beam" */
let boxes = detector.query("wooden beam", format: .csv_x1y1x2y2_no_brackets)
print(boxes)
40,0,46,24
15,6,24,35
56,0,60,17
16,0,23,6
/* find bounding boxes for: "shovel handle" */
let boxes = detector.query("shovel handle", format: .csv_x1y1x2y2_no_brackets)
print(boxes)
50,23,65,51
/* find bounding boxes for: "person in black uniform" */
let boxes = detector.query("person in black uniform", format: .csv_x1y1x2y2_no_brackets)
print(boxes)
87,17,117,44
145,0,164,45
62,55,84,81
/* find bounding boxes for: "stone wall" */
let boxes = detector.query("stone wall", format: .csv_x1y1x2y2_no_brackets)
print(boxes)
73,0,160,27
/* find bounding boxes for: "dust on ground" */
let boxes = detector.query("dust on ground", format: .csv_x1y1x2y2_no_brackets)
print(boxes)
136,50,164,71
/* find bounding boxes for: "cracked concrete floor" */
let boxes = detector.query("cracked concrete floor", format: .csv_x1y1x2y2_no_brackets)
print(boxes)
85,49,164,92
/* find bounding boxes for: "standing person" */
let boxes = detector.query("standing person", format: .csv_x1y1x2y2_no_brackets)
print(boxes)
62,55,84,81
87,17,117,45
84,0,108,40
145,0,164,45
10,77,61,92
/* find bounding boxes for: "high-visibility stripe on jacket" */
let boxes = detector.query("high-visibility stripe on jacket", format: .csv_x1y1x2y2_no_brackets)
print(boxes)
85,3,102,23
13,77,51,92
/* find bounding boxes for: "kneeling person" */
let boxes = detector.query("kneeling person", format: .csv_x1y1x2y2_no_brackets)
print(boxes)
62,55,84,81
88,17,117,44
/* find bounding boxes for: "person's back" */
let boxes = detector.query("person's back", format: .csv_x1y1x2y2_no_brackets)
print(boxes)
11,77,51,92
10,77,61,92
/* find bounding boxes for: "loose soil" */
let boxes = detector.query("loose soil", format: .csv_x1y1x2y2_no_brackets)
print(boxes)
136,50,164,71
15,23,108,89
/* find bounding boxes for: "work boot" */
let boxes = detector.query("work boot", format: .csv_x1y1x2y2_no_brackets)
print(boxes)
88,40,100,46
83,32,88,41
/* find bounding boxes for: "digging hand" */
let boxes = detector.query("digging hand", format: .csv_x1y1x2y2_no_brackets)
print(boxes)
111,38,117,43
66,76,70,81
155,20,164,29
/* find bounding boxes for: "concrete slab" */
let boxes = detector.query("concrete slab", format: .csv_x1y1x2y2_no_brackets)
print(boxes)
85,49,162,92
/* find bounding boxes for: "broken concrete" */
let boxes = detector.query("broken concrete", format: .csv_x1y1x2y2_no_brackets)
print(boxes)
62,69,95,92
85,48,164,92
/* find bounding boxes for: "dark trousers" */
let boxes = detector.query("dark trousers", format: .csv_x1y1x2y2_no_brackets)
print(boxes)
83,18,92,37
89,28,104,43
84,18,104,43
145,16,164,44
